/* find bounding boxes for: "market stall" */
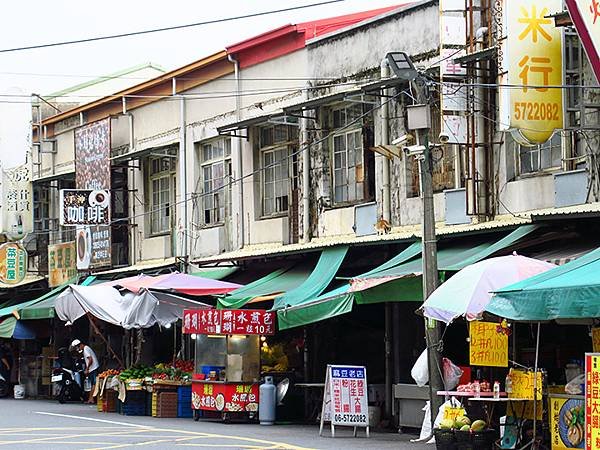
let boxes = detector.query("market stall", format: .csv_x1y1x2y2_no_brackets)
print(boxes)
486,248,600,449
418,254,557,449
182,308,275,421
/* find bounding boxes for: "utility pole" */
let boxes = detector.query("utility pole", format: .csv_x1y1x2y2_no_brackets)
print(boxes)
410,76,444,430
385,52,444,429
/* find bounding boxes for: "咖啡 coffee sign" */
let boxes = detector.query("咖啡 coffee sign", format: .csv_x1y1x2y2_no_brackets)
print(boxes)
60,189,110,226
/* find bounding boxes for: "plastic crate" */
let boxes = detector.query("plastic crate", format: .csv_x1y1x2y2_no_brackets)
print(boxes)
97,396,103,412
434,428,457,450
119,391,147,416
102,390,118,413
177,404,193,418
177,385,192,400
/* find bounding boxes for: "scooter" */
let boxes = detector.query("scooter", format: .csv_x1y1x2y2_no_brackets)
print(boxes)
51,347,86,404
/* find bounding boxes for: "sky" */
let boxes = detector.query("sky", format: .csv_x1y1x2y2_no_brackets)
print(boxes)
0,0,403,168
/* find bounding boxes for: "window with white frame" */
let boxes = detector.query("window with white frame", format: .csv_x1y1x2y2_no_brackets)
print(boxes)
148,149,177,234
200,138,231,226
518,132,562,174
259,124,296,216
332,104,365,204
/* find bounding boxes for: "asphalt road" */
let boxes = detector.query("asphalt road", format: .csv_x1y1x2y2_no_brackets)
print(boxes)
0,398,433,450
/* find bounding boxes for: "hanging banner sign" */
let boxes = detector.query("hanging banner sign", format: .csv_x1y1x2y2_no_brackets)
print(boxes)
2,163,33,240
75,118,111,191
182,309,276,335
48,242,77,287
77,225,112,270
565,0,600,83
59,189,110,226
585,353,600,450
319,364,369,437
0,242,27,285
469,321,509,367
506,0,564,145
549,395,585,449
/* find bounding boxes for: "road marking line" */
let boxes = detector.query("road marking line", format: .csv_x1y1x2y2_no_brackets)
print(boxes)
34,412,151,429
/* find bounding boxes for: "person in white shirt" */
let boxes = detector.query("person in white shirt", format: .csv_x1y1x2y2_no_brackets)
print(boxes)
71,339,99,404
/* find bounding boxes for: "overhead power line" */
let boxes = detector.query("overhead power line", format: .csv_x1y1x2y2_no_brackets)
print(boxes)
0,0,345,53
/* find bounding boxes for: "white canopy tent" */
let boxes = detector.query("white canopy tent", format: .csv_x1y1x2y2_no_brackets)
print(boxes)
55,285,211,329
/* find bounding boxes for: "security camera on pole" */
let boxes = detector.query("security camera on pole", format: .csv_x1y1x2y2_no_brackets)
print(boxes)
386,52,444,429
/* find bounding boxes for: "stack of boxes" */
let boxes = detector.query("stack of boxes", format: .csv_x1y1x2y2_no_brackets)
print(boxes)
177,385,192,418
119,390,146,416
153,391,178,418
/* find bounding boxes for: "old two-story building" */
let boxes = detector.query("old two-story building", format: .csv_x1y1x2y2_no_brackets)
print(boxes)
28,0,600,424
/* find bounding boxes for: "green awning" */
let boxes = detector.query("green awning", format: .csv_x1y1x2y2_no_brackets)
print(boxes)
272,246,349,310
191,266,239,280
277,285,354,330
487,246,600,321
276,225,538,330
277,242,421,330
218,266,312,310
0,317,17,338
17,276,96,320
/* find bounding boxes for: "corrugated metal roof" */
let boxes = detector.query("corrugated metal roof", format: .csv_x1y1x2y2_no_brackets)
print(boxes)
192,214,530,264
94,257,177,275
524,203,600,218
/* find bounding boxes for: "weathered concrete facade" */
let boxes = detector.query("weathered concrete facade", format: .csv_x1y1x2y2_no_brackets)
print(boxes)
32,0,600,272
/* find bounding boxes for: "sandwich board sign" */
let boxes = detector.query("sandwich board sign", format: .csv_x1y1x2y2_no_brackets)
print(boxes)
319,364,369,438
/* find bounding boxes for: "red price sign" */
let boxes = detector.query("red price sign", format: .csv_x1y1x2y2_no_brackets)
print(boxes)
183,309,275,335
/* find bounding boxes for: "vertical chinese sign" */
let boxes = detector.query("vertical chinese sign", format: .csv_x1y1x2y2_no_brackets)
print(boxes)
74,118,111,269
565,0,600,83
0,242,27,285
1,162,33,241
469,321,509,367
585,353,600,450
507,0,564,144
48,242,77,287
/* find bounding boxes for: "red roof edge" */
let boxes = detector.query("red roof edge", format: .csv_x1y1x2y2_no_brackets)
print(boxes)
226,24,298,55
226,4,406,68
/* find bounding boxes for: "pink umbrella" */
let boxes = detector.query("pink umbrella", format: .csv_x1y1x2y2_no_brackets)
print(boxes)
110,272,242,296
421,254,556,323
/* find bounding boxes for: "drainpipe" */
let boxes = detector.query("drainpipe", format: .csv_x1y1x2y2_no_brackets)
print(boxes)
475,27,488,218
177,83,189,268
380,58,391,222
228,54,244,249
122,97,136,265
302,83,311,243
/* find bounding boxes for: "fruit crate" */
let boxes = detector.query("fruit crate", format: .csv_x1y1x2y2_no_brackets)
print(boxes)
154,391,178,418
177,385,192,402
434,428,457,450
96,396,104,412
102,390,118,413
119,391,146,416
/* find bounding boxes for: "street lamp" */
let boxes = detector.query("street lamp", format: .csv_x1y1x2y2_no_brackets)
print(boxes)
385,52,418,81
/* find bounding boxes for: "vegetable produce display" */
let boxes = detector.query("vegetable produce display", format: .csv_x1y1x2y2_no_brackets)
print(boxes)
98,369,120,379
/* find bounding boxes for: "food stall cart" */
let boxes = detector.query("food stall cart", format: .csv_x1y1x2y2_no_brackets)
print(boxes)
182,309,275,421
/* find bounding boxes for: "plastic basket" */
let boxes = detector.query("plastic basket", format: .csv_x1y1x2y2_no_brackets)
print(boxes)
434,428,457,450
471,429,498,450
